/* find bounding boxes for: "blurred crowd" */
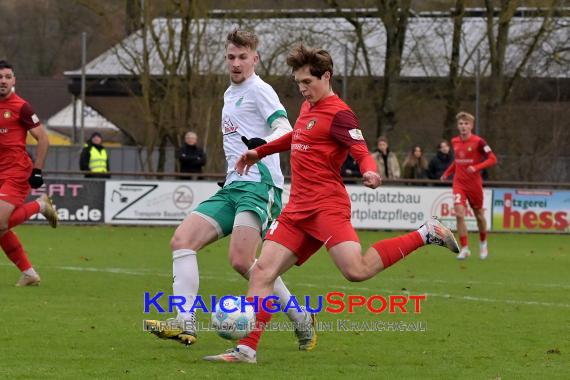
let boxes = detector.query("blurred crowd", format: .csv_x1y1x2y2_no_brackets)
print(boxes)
341,136,455,184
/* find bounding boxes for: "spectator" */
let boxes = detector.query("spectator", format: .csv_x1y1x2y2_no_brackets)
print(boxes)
79,132,110,178
402,145,428,179
428,140,453,181
340,154,361,184
178,131,207,178
371,136,400,180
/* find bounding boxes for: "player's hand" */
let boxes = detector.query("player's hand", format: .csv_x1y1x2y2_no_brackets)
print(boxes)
28,168,44,189
241,136,267,149
467,165,476,173
235,150,260,175
440,175,447,181
362,171,381,189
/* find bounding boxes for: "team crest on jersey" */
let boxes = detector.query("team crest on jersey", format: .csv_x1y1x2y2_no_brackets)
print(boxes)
235,96,244,107
2,110,11,119
348,128,364,140
467,146,472,152
306,119,316,130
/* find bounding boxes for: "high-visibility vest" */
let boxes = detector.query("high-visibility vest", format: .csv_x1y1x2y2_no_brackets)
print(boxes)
89,146,108,173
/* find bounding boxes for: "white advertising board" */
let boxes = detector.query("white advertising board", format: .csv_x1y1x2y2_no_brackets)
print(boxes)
104,181,219,225
345,186,493,231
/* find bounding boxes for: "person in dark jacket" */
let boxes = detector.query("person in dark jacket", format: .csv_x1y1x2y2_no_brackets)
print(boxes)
340,154,361,184
178,131,207,178
79,132,110,178
428,140,453,181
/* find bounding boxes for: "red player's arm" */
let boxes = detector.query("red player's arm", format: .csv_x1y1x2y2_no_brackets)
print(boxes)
349,143,377,174
473,151,497,172
442,161,456,178
255,131,293,158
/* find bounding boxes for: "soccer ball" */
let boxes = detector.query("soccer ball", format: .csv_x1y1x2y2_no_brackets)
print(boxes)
211,297,256,340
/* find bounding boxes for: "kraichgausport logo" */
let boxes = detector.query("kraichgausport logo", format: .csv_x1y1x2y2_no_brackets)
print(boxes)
143,293,427,314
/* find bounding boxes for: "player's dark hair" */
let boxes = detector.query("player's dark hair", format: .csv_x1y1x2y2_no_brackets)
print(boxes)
226,29,259,51
286,44,333,79
0,60,14,73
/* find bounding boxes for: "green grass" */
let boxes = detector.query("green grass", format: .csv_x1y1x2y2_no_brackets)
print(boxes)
0,226,568,379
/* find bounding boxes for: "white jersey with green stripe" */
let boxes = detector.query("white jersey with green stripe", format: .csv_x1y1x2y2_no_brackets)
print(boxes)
221,74,287,189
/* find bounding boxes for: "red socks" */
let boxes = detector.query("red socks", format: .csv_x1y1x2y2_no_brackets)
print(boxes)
1,230,32,271
372,231,424,269
238,297,274,351
459,235,468,248
8,201,40,228
479,231,487,242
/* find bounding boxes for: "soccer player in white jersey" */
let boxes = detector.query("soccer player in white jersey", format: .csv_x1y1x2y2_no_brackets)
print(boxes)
145,29,317,350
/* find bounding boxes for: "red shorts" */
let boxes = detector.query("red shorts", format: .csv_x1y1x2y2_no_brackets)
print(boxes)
264,208,359,266
453,185,483,210
0,173,31,206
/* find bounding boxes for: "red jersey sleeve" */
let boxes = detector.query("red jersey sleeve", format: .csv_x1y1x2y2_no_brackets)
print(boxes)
330,110,376,173
473,138,497,171
349,144,376,173
255,131,292,158
443,161,456,179
19,102,41,130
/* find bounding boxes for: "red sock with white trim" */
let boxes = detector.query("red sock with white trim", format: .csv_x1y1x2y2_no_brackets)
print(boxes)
237,297,274,352
1,230,32,271
479,231,487,242
459,235,468,248
8,201,40,228
372,231,424,269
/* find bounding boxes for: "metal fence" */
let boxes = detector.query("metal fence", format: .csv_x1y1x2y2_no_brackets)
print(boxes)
27,145,570,183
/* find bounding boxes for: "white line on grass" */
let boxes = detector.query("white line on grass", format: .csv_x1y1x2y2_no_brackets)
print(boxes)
4,263,569,309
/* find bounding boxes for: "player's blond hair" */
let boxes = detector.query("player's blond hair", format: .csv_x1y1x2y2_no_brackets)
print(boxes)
456,111,475,122
225,29,259,51
286,44,334,78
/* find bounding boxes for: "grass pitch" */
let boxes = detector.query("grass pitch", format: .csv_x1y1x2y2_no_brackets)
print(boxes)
0,225,568,379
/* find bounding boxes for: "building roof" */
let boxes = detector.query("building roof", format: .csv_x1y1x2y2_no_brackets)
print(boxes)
64,13,569,79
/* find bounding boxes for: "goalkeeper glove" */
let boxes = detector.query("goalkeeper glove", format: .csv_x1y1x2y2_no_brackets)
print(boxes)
29,168,44,189
241,136,267,149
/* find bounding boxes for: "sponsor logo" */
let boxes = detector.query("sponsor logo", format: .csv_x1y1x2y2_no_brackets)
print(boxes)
348,128,364,140
306,119,316,130
172,186,194,210
291,143,310,151
235,96,244,107
222,118,238,135
0,128,8,134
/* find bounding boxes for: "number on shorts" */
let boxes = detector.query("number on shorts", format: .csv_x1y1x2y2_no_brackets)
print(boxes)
454,193,462,204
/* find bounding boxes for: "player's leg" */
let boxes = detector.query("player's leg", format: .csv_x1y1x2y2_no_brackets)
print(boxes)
314,208,458,281
468,187,488,259
0,182,42,286
329,217,458,281
453,189,470,259
232,183,316,349
8,195,58,229
204,240,299,363
146,190,233,344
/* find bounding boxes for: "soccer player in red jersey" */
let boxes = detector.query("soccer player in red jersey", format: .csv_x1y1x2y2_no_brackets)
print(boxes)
204,45,460,364
441,112,497,260
0,60,58,286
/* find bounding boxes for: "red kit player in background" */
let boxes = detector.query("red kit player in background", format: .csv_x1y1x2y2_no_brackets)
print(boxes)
204,45,460,364
441,112,497,260
0,60,58,286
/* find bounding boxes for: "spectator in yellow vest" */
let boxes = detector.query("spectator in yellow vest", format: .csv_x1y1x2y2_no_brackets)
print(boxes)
79,132,110,178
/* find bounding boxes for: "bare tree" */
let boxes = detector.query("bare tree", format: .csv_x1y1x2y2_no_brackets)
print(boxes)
442,0,466,140
113,0,227,173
